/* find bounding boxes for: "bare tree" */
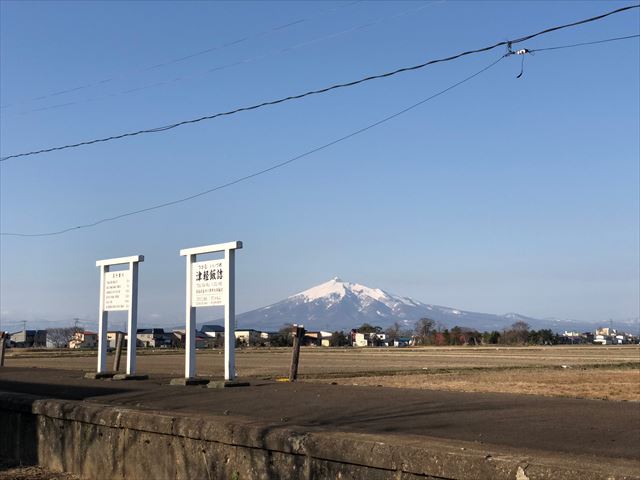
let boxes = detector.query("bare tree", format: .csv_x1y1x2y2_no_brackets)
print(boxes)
330,331,350,347
385,322,401,341
414,318,435,345
46,327,78,348
358,323,382,334
511,321,531,331
511,321,530,343
503,321,531,344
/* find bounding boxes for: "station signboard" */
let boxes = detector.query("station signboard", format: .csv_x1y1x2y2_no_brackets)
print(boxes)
104,270,131,311
191,260,225,307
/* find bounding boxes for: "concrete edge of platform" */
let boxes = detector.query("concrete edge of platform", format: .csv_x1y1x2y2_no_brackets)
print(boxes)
83,372,115,380
169,377,209,386
207,380,250,389
112,374,149,381
0,390,638,480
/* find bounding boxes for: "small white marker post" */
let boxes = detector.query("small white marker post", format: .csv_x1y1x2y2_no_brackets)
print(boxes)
173,241,243,386
89,255,144,380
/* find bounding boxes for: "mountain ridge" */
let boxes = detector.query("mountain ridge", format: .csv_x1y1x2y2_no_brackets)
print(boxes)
228,277,633,333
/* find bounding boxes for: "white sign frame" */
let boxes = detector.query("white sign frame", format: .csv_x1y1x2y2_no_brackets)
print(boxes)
96,255,144,375
180,241,242,381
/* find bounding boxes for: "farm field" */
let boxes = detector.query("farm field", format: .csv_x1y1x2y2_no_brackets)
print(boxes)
5,345,639,401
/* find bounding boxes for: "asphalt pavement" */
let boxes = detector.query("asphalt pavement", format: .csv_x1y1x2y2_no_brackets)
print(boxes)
1,366,638,462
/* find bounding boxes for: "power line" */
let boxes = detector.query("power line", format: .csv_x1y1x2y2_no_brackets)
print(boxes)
0,54,507,237
506,33,639,78
3,1,442,118
3,30,637,238
0,1,361,110
528,33,639,53
1,3,637,163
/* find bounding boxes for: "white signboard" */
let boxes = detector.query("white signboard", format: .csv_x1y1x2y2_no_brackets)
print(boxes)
191,260,225,307
104,270,131,311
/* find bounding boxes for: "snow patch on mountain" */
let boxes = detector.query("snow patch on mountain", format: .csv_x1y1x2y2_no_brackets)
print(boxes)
228,277,636,334
291,277,412,309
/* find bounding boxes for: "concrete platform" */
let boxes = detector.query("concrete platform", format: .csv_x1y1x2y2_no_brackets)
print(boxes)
83,371,115,380
111,373,149,381
169,377,210,386
1,366,639,479
207,380,250,388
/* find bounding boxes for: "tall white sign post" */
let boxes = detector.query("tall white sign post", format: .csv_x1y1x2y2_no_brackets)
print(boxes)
179,241,242,382
94,255,144,378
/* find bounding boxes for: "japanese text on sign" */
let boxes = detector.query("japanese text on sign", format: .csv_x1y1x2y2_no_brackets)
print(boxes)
104,270,131,311
191,260,225,307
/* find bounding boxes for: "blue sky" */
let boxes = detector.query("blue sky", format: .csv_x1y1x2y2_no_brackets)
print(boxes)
1,1,638,331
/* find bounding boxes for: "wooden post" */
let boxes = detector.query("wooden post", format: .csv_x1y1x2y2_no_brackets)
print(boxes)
289,325,305,382
0,332,6,367
113,332,124,372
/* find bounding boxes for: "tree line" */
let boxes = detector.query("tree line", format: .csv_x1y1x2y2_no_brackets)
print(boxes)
353,318,560,346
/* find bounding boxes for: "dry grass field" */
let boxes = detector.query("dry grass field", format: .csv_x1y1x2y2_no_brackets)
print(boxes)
312,367,640,402
4,345,639,401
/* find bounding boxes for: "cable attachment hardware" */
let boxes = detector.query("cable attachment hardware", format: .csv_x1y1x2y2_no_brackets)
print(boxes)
506,41,514,56
514,48,534,78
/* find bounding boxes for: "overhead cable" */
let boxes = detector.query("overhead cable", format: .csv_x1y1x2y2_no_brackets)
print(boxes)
506,33,640,78
0,1,361,110
528,33,639,53
0,54,507,237
1,3,637,163
4,1,441,118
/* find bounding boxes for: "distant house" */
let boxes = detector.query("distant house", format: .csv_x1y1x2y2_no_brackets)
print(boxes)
303,331,332,347
107,331,127,349
563,330,582,337
560,331,587,344
353,332,368,347
393,337,412,347
172,330,207,349
235,329,261,346
137,328,171,348
46,333,69,349
201,324,224,338
596,327,616,336
69,331,97,349
10,329,47,348
614,334,628,345
352,332,388,347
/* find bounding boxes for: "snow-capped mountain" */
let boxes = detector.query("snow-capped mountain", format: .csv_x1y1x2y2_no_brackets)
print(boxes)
235,277,548,332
